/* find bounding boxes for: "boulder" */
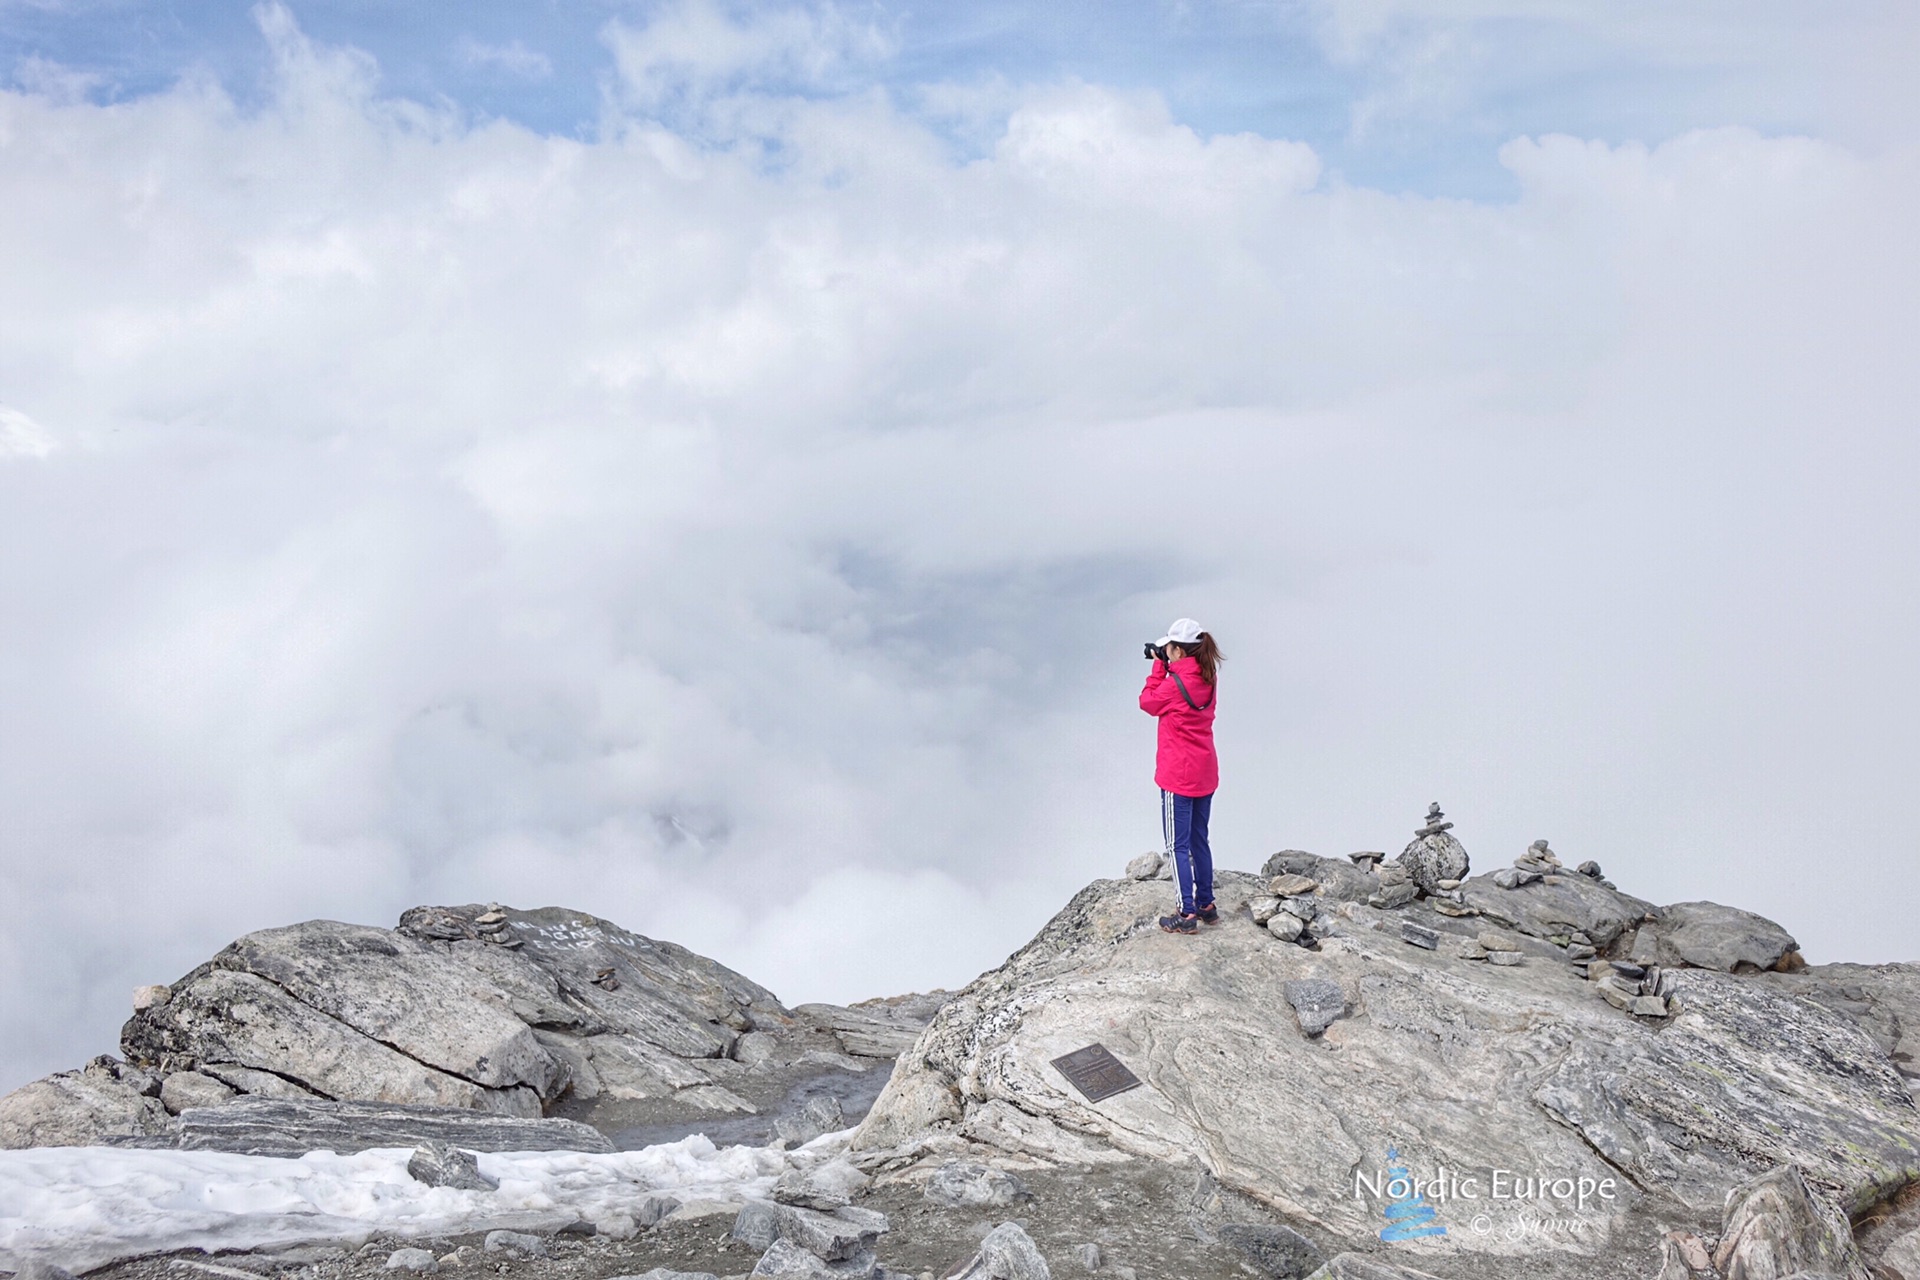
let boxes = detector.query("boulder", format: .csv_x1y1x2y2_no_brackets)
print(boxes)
0,1064,169,1148
483,1230,549,1258
924,1160,1032,1208
853,875,1920,1268
406,1140,499,1191
774,1094,845,1146
773,1158,870,1210
385,1249,438,1273
2,901,807,1150
1216,1223,1323,1279
750,1237,867,1278
1283,979,1345,1037
1712,1164,1862,1280
1261,852,1375,903
1394,831,1468,895
1458,870,1651,948
1643,901,1800,973
1124,853,1163,881
944,1221,1051,1280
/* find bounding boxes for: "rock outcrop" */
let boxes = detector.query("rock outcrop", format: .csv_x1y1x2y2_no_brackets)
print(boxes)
1,903,938,1151
852,865,1920,1277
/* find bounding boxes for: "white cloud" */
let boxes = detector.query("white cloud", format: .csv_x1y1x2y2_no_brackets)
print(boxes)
603,0,898,109
456,37,553,82
0,407,54,458
0,8,1915,1092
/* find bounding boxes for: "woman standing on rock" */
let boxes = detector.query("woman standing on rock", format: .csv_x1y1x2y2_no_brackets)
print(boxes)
1141,618,1224,935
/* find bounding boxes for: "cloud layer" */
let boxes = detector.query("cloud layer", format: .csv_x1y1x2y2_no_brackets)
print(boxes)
0,5,1916,1091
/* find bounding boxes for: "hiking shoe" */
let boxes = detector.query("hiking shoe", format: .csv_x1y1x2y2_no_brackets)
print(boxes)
1196,902,1220,925
1159,913,1199,935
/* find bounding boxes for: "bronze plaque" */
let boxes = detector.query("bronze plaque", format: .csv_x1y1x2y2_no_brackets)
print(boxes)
1050,1043,1142,1103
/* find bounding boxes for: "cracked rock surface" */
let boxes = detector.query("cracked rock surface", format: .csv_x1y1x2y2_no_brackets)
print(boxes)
853,873,1920,1275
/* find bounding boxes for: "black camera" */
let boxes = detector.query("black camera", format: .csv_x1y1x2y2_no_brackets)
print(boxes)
1144,641,1169,662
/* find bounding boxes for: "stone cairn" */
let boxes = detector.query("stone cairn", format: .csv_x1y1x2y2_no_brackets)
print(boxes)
1247,873,1322,949
1370,803,1472,916
1490,839,1667,1018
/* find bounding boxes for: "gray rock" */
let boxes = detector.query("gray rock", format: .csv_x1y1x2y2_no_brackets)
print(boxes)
1631,995,1669,1018
634,1191,683,1227
1216,1223,1323,1279
1261,851,1375,902
925,1160,1032,1209
1566,943,1597,961
1610,961,1646,979
750,1237,874,1278
1713,1164,1863,1279
483,1229,549,1258
385,1249,438,1273
1267,874,1317,897
1459,868,1651,948
1248,897,1282,925
1398,923,1438,950
774,1203,888,1261
1879,1226,1920,1280
1283,980,1345,1037
1367,882,1419,911
86,902,791,1148
1278,897,1317,922
791,997,947,1059
1485,950,1523,966
1267,913,1306,943
1395,812,1469,893
108,1096,611,1156
855,875,1920,1266
158,1070,237,1115
733,1200,782,1250
774,1093,845,1146
0,1065,170,1148
1490,866,1540,890
406,1140,499,1191
1645,901,1800,973
773,1158,870,1210
620,1271,722,1280
1073,1243,1103,1271
944,1221,1051,1280
1124,852,1163,881
132,984,172,1011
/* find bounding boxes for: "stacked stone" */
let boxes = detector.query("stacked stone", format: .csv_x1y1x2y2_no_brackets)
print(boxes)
1372,803,1473,916
1585,959,1680,1018
396,904,523,950
1492,838,1558,889
1248,874,1320,948
1452,931,1527,966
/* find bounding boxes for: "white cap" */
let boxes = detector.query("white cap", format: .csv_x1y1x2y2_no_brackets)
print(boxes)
1157,618,1204,646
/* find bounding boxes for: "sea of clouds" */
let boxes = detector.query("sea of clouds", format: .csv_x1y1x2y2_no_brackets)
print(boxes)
0,3,1915,1092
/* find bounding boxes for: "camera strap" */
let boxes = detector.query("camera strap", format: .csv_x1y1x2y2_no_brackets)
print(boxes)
1169,668,1214,712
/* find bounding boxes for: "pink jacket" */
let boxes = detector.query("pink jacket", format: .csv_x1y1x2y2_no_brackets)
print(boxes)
1139,656,1219,797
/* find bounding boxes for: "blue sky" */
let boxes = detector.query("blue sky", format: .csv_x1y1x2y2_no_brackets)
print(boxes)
3,1,1904,196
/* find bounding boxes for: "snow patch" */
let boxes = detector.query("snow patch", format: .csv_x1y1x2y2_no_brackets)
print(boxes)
0,1133,808,1271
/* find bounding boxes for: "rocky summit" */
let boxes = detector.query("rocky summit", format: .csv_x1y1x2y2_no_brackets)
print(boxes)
0,903,939,1155
853,831,1920,1280
4,821,1920,1280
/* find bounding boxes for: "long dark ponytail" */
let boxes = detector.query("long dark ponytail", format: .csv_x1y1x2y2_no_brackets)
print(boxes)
1188,632,1224,685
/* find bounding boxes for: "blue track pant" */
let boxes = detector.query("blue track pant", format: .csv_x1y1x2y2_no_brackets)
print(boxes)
1162,789,1215,915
